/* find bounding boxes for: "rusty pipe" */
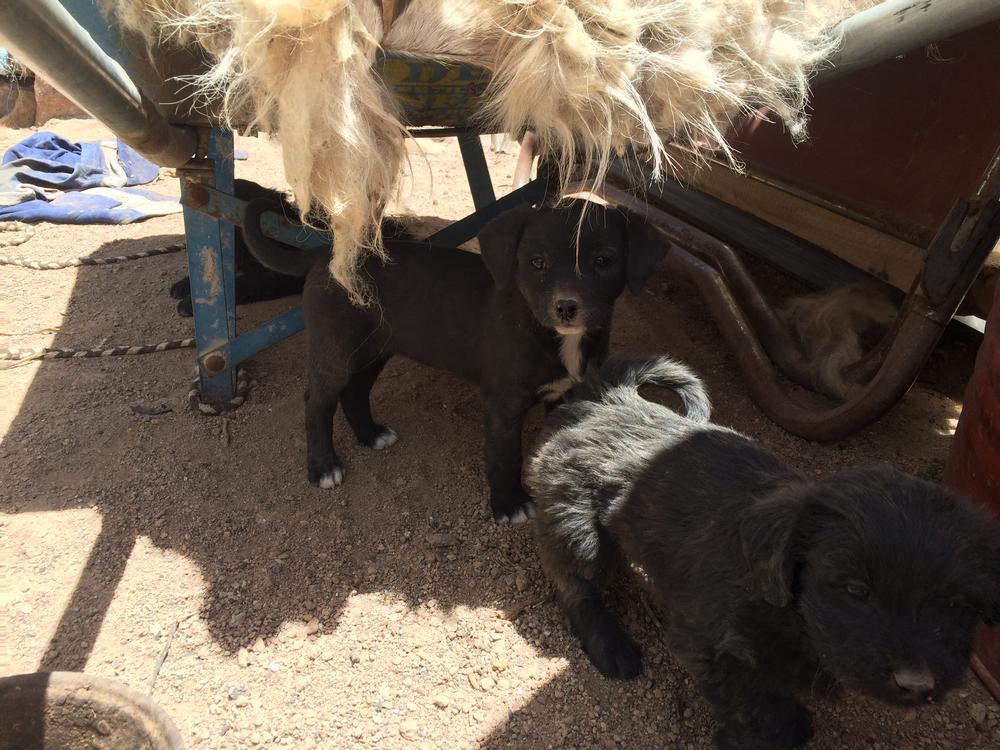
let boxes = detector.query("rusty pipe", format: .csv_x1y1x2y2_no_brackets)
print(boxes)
666,246,946,441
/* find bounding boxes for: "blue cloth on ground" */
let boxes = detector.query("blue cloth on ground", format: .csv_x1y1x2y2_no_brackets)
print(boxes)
0,131,180,224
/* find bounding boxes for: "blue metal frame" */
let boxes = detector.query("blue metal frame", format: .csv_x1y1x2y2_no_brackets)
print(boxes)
179,129,238,401
185,163,548,383
174,126,547,400
54,1,549,406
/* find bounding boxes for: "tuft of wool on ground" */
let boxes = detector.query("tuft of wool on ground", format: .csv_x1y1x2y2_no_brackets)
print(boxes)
105,1,858,303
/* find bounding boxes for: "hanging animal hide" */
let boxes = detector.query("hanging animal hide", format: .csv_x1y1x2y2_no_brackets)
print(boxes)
105,1,860,303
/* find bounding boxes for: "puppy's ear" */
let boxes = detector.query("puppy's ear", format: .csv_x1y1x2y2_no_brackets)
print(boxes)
477,204,534,290
622,213,670,295
738,493,805,608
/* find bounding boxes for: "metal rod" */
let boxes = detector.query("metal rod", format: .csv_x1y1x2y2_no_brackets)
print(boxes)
426,176,548,247
458,133,497,211
182,128,237,402
817,0,1000,83
0,0,196,167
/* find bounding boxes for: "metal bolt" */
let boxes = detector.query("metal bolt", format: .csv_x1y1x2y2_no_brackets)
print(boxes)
203,353,226,376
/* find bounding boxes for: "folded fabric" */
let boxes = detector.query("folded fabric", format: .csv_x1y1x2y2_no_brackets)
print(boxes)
0,186,181,224
0,130,179,223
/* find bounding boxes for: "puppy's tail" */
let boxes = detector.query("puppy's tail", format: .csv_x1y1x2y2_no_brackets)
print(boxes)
242,199,328,277
592,356,711,423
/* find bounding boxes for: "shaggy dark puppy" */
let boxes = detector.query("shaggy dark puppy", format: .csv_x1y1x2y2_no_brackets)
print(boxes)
528,357,1000,750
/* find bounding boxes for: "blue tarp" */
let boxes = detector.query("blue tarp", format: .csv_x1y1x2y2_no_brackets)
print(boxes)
0,131,180,224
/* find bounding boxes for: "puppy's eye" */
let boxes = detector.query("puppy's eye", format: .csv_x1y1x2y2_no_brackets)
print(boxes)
845,581,870,600
594,255,613,268
530,257,545,270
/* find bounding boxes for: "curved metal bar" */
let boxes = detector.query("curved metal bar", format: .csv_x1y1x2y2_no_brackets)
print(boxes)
610,182,1000,440
665,247,946,441
0,0,197,167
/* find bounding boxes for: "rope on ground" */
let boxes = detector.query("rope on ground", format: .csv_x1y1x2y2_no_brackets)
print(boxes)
0,242,184,269
1,236,252,415
1,338,196,362
0,221,35,247
188,367,252,415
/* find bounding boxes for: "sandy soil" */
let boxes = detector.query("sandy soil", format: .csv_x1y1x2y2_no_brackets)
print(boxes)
0,119,996,750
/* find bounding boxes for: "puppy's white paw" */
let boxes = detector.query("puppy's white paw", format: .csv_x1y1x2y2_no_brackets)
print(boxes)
500,502,537,525
372,428,398,451
319,467,344,489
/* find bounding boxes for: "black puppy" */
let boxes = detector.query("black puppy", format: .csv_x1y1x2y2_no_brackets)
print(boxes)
528,357,1000,749
169,180,306,316
242,199,667,523
169,180,414,316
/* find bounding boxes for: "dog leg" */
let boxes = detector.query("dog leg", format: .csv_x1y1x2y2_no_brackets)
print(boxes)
696,653,813,750
536,523,641,678
169,276,191,300
340,356,397,450
305,368,349,489
565,587,642,679
170,277,193,317
482,391,534,524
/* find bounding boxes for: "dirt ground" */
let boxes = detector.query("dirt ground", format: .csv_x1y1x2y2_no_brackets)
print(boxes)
1,118,996,750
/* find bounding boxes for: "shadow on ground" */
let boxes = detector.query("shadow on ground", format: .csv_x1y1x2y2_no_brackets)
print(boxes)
0,220,988,748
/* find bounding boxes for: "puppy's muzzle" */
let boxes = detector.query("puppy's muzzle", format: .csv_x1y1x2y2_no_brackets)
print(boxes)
554,297,580,324
892,666,935,701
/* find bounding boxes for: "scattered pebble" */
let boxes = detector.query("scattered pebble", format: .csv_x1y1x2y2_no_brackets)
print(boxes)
400,719,420,741
971,703,988,726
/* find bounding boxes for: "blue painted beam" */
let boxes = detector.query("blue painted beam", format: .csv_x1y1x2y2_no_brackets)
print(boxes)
182,128,238,403
198,306,305,374
184,184,329,249
428,177,548,247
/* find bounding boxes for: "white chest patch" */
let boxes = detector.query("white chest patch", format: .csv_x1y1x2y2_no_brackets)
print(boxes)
559,332,584,381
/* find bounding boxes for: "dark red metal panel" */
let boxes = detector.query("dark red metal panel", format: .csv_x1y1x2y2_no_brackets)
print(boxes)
730,23,1000,247
944,285,1000,702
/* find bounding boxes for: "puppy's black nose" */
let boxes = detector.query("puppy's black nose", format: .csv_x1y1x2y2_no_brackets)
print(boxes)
893,667,935,696
555,298,579,322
